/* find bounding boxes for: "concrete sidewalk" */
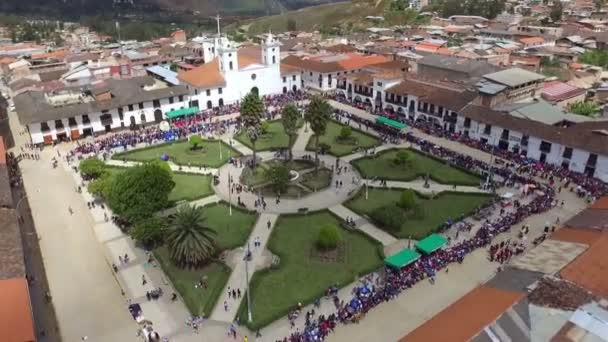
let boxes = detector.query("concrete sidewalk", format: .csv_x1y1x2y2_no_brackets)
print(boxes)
210,213,279,323
106,158,218,175
366,179,490,195
221,136,253,156
291,124,313,152
329,204,397,246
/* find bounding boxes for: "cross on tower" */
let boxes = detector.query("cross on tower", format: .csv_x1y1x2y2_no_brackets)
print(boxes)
213,14,221,36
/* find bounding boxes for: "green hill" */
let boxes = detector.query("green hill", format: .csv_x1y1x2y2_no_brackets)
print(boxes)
234,0,392,34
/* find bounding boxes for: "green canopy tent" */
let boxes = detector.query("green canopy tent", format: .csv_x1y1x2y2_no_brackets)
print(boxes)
375,117,407,130
415,234,448,255
384,248,421,269
165,107,199,119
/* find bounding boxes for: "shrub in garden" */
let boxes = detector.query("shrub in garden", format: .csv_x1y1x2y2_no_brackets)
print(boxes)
316,225,341,250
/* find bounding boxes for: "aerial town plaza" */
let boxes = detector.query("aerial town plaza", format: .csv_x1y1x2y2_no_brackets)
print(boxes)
2,4,608,342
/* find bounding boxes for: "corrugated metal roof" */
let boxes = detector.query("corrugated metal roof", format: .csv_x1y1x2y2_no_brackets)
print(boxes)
483,68,545,87
146,65,180,86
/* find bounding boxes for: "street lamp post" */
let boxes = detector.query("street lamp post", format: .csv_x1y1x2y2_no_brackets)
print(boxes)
365,179,368,200
219,136,223,160
228,173,232,216
244,242,253,322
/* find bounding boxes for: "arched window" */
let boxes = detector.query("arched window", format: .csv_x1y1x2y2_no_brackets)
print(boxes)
219,98,224,107
283,87,287,94
140,113,146,123
229,61,233,70
207,100,212,109
272,56,276,64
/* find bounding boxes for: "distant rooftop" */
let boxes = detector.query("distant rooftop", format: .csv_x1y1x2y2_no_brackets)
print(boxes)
483,68,545,87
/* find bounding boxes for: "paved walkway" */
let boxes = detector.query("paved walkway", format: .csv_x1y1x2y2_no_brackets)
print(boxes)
340,143,404,162
212,151,362,214
11,155,138,339
158,194,222,216
221,136,254,156
106,158,218,175
329,204,398,246
367,178,491,195
63,158,207,341
291,124,313,153
210,213,279,323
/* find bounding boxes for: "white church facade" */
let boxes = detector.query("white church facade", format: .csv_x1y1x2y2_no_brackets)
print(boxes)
179,32,302,110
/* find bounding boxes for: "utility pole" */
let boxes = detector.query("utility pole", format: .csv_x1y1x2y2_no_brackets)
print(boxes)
244,242,253,322
228,172,232,216
116,21,124,56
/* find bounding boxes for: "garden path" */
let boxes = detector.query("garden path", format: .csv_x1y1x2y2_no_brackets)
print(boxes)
291,124,313,153
329,204,398,246
106,158,218,175
366,178,492,195
210,213,279,323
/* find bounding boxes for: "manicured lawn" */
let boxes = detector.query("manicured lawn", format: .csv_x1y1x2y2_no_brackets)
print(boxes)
235,119,302,151
352,148,482,186
113,139,240,168
169,172,214,203
154,202,258,317
345,188,495,239
105,167,214,204
202,202,258,251
240,159,316,187
306,120,380,157
238,211,383,329
154,247,230,317
300,168,332,191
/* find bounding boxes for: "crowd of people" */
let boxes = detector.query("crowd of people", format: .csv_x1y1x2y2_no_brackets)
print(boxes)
276,97,608,342
62,91,608,342
71,91,309,158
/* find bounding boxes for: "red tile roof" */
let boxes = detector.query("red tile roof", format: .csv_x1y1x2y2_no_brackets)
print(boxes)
561,234,608,298
282,53,388,73
177,57,225,88
401,285,524,342
520,37,545,45
590,197,608,209
0,278,35,342
541,81,586,102
550,227,603,246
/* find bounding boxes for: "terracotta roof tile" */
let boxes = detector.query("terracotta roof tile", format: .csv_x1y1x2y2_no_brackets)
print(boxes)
550,227,603,246
561,234,608,298
589,197,608,209
280,63,301,75
177,57,225,88
400,285,524,342
282,53,388,74
0,278,34,342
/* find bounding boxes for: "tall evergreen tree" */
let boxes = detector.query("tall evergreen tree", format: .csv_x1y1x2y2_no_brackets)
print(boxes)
240,91,265,168
281,104,299,161
304,96,331,172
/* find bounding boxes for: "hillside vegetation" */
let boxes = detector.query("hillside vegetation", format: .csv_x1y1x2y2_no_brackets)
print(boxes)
233,0,431,35
234,0,391,34
0,0,345,17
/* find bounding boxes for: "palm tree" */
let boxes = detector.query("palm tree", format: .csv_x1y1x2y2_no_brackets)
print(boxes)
281,103,299,161
304,95,331,172
240,91,265,168
166,205,217,269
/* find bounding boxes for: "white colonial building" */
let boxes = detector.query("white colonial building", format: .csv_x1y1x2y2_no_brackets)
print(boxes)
14,76,190,144
178,33,302,109
335,67,608,182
